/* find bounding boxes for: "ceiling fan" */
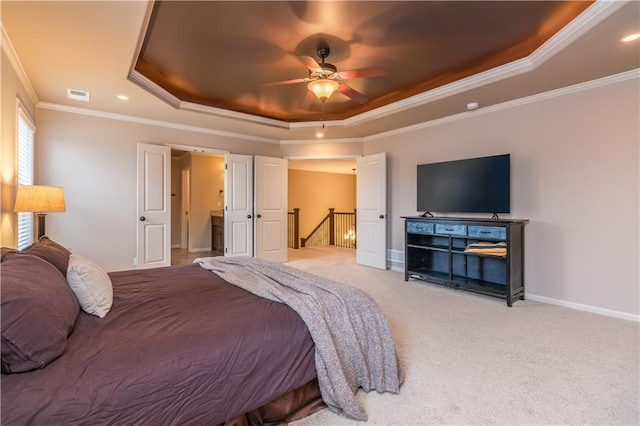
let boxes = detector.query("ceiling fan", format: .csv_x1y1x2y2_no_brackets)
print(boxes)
259,46,386,108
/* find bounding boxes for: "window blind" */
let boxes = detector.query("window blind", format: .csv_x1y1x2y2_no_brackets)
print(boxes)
17,104,35,250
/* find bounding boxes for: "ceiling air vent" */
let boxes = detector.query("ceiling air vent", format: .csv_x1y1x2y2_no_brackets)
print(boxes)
67,88,90,102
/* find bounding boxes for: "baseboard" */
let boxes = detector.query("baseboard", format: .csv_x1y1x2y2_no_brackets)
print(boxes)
389,263,404,273
171,244,181,248
525,294,639,323
387,249,404,272
386,251,638,322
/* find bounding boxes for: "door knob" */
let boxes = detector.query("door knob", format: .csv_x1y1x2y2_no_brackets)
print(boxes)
379,215,385,219
257,214,262,218
139,216,146,221
247,214,252,219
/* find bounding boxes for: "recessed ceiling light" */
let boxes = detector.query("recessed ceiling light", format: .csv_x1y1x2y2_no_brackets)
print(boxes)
466,102,479,111
621,33,640,43
117,95,129,100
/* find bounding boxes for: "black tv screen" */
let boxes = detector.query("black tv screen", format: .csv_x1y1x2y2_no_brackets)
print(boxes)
417,154,510,214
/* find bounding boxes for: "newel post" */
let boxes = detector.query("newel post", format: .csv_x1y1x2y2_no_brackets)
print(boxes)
293,208,300,249
328,208,335,246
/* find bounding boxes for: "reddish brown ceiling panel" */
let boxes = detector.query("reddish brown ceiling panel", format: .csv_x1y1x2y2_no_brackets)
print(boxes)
133,1,593,122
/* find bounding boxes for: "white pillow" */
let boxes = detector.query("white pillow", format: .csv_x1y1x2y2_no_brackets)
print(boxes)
66,254,113,318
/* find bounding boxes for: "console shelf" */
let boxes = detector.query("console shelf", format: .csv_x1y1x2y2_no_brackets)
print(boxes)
403,216,528,306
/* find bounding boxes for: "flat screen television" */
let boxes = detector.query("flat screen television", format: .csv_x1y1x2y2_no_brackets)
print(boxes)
417,154,510,214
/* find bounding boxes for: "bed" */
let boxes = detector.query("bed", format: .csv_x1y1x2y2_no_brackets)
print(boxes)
1,238,402,425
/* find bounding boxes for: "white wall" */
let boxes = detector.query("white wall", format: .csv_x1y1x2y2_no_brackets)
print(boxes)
34,108,279,271
365,76,639,317
280,141,363,159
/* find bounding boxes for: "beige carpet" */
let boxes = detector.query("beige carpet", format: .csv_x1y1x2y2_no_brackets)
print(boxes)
286,246,639,425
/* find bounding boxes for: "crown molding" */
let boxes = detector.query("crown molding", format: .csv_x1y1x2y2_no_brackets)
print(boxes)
344,57,535,128
36,102,280,144
127,70,181,109
3,0,630,153
125,0,181,108
128,0,291,130
528,0,626,65
180,101,290,129
128,69,293,129
280,137,363,145
1,23,39,105
284,154,361,160
5,0,625,151
34,68,638,147
128,70,294,130
344,0,623,128
126,1,619,131
119,0,624,142
289,119,345,129
364,68,640,142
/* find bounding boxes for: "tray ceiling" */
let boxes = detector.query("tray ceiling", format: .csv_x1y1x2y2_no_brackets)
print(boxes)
133,1,592,122
2,1,638,141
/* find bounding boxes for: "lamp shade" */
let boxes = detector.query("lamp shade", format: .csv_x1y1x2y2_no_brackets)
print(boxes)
14,185,66,213
308,79,339,101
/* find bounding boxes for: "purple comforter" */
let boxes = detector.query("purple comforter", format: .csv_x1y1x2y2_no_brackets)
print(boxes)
1,263,316,425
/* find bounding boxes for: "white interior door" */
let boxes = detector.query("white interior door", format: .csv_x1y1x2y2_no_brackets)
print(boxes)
254,156,288,263
224,154,253,257
136,143,171,268
356,152,387,269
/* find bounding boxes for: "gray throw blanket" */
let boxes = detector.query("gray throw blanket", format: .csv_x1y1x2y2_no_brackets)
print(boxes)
195,256,402,421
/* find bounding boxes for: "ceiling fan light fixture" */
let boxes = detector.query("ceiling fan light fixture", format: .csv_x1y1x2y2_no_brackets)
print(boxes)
308,79,339,101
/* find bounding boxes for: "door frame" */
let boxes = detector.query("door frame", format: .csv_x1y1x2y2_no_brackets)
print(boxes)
180,168,190,249
285,155,361,261
164,144,229,260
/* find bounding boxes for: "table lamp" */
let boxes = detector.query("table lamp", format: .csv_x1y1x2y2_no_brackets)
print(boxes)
14,185,66,239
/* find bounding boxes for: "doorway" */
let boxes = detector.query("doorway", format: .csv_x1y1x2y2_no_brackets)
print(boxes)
287,158,358,261
170,149,225,264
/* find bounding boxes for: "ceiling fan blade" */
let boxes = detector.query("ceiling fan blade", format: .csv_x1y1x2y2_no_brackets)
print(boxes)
338,83,369,104
298,55,322,73
299,90,316,109
338,67,386,80
258,77,308,87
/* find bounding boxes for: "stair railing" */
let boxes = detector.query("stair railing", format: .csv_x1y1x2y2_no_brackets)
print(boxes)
334,209,356,249
287,208,300,249
300,208,356,249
